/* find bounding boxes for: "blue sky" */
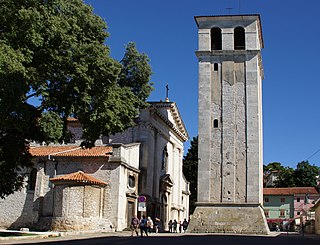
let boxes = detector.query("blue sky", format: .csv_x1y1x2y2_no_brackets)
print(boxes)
84,0,320,169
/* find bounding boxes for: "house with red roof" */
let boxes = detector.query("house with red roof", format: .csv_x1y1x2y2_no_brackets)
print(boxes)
263,187,319,231
0,143,140,231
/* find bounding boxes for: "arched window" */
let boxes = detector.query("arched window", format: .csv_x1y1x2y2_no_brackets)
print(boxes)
211,27,222,50
28,168,37,191
213,119,219,128
214,63,218,71
234,27,245,50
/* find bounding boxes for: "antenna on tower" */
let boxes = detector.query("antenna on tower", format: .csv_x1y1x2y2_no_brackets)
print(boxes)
226,7,233,15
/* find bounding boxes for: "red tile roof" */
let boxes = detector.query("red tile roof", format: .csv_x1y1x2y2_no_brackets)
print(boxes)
29,145,113,157
264,187,319,195
50,171,107,186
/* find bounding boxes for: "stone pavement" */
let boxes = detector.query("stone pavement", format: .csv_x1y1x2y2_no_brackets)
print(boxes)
0,230,319,245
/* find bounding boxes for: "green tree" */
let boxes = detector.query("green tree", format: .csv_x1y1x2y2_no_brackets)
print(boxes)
293,161,319,187
183,136,198,214
119,42,153,103
0,0,153,198
270,161,319,188
275,166,295,187
263,162,283,172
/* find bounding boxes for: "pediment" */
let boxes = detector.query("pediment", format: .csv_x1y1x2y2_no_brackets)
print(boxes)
149,101,189,142
160,173,174,187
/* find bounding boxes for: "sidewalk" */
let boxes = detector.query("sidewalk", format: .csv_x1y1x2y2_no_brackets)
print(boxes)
1,230,319,244
0,230,274,244
0,229,134,244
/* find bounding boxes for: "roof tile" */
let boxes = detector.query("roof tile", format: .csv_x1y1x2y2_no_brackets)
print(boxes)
50,171,107,186
29,145,113,157
264,187,319,195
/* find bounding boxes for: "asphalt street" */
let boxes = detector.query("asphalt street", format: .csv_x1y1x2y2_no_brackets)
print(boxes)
1,232,319,245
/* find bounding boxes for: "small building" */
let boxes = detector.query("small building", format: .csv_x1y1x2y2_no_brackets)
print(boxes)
263,170,280,187
0,143,140,231
263,188,293,230
263,187,320,231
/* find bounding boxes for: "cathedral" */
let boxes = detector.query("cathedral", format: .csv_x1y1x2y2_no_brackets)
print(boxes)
0,100,190,231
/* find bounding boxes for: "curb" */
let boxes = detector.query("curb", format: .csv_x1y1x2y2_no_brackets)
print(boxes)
0,230,61,241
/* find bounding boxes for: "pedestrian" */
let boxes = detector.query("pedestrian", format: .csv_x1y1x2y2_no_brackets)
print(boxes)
154,218,160,233
140,215,148,237
130,215,140,237
147,216,154,233
182,218,188,232
173,219,178,233
168,220,173,233
179,221,182,233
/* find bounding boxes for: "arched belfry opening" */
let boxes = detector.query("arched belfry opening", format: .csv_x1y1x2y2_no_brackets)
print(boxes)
234,26,245,50
211,27,222,50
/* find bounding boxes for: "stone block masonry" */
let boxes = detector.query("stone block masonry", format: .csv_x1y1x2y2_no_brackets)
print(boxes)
190,14,269,234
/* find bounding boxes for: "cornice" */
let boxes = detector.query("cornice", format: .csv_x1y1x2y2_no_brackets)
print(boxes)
148,102,189,142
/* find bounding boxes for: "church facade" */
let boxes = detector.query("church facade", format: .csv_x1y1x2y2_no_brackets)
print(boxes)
0,100,190,231
108,101,190,230
68,101,190,230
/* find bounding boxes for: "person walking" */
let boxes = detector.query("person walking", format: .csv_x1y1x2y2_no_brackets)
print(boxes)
173,219,178,233
182,218,188,232
130,216,140,237
168,220,173,233
147,216,154,233
154,218,160,233
140,215,148,237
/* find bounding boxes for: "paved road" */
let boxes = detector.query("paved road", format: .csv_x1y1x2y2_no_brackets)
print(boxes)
1,232,319,245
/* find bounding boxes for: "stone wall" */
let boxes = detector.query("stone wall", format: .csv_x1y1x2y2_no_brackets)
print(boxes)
189,205,269,234
50,185,112,231
192,15,268,234
0,179,34,229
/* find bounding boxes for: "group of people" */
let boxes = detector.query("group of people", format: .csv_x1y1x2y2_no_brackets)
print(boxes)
131,216,189,237
130,215,160,237
168,219,189,233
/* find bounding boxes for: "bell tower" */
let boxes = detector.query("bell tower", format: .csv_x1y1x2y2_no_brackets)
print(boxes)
188,14,269,234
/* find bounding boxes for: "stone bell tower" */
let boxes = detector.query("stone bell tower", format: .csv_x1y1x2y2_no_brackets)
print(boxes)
188,14,269,234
